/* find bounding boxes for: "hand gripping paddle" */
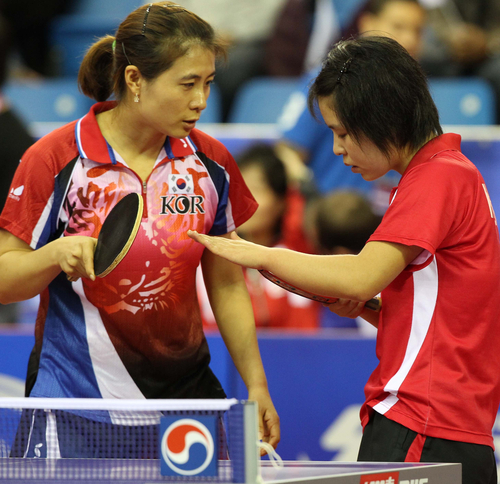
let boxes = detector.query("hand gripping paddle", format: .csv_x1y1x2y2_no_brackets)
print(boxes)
258,269,381,312
93,192,143,277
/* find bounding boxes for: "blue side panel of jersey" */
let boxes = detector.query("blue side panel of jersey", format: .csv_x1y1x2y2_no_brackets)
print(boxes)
196,151,231,236
30,273,102,399
35,156,79,248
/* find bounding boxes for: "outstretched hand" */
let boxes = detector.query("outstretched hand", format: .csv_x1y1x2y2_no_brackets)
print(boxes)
187,230,267,270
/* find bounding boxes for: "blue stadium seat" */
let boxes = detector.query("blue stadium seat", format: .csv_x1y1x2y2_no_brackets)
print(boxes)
3,79,94,125
228,76,496,126
69,0,142,16
51,15,118,77
228,77,300,123
5,78,221,129
51,0,141,77
428,77,496,125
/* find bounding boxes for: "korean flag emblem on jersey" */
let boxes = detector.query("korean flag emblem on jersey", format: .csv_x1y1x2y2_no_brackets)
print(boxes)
170,174,194,194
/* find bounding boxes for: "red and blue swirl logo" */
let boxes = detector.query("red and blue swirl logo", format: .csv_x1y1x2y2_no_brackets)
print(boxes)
160,418,216,476
176,178,187,190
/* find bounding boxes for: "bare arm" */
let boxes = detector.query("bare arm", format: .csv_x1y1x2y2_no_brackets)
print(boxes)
201,235,280,451
190,230,422,304
0,229,97,304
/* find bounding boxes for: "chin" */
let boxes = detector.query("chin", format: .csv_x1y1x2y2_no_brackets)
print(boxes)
170,128,192,139
360,172,377,181
364,173,385,182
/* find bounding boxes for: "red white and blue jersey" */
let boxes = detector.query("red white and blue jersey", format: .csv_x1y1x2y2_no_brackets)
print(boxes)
0,102,257,402
362,134,500,448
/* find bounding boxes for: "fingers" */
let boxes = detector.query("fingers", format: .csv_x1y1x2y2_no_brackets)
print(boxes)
85,238,97,280
327,298,366,318
187,229,201,242
248,388,280,454
58,236,97,282
187,230,214,250
259,404,280,452
263,411,281,450
187,230,229,258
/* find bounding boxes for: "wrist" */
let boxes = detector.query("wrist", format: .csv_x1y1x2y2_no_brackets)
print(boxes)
246,379,270,393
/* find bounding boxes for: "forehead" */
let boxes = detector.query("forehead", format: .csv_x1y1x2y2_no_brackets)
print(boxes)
318,97,341,127
163,44,215,77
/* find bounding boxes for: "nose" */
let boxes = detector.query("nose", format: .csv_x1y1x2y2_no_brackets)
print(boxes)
333,136,345,157
190,87,208,111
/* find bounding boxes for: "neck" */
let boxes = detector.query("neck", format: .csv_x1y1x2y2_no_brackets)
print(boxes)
397,134,438,175
97,103,165,159
96,103,168,181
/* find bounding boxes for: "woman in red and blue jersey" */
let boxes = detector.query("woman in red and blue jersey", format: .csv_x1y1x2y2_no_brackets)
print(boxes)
0,2,279,457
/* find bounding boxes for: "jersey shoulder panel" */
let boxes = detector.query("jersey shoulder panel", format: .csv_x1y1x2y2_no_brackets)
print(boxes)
189,128,233,163
22,121,79,172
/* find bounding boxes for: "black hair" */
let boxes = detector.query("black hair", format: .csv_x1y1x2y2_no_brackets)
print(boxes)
314,191,382,253
237,144,288,199
236,144,288,243
78,1,227,102
308,36,442,157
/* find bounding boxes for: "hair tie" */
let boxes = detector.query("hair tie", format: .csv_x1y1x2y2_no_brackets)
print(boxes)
112,39,116,53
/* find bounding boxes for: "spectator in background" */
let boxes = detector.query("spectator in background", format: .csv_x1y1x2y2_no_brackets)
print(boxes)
0,13,33,324
275,0,427,212
419,0,500,122
356,0,425,59
264,0,368,77
304,190,382,335
198,144,320,330
176,0,287,121
0,0,76,77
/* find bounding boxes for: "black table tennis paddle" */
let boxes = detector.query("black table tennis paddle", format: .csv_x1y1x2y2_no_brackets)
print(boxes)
94,192,143,277
259,269,381,312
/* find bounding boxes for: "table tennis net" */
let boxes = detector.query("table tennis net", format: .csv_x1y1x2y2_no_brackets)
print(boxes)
0,397,253,482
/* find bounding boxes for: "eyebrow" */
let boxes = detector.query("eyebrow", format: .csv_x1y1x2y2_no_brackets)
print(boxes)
180,71,216,81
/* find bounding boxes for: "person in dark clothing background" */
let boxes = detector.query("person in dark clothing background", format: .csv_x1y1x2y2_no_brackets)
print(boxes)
0,12,33,323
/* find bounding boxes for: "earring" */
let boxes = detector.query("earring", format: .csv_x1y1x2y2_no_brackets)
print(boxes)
134,92,140,103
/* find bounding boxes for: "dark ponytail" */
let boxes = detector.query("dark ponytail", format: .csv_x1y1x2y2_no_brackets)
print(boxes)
78,35,115,102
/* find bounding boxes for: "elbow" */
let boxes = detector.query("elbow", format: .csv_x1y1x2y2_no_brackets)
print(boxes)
0,295,15,305
0,296,13,305
0,289,20,305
